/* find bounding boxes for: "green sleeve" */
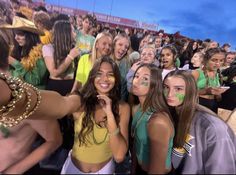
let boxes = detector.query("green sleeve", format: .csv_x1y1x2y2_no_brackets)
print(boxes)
175,57,181,68
10,58,48,89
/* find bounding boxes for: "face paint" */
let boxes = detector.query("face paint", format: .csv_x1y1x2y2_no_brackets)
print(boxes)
175,93,185,103
163,89,168,97
140,81,149,86
95,74,115,82
233,79,236,83
107,75,115,83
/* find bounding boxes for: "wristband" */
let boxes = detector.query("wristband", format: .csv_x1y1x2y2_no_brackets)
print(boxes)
67,54,74,61
108,127,120,136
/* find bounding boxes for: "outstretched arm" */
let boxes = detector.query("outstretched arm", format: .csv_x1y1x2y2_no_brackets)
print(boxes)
0,77,81,121
33,90,81,120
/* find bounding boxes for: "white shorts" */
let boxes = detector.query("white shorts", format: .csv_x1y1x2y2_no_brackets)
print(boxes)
61,150,115,174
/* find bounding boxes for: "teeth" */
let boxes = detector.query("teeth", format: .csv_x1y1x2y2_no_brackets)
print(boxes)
100,83,109,88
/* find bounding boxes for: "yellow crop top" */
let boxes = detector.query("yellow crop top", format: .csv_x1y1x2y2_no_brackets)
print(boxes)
72,112,112,164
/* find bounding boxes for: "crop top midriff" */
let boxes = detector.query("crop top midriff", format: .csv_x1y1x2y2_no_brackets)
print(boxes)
72,112,112,164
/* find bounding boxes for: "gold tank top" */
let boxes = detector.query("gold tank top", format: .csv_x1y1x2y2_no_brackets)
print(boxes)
72,112,112,163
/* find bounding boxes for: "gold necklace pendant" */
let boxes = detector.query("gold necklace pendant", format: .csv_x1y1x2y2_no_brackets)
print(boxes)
92,128,108,145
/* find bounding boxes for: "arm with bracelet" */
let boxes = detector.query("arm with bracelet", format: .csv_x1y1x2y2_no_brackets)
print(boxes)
97,94,130,163
43,45,80,78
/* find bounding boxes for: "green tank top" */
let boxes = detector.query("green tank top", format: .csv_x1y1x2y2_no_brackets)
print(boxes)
131,106,173,168
197,69,220,89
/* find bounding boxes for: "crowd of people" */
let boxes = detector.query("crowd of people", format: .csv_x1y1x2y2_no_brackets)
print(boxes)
0,0,236,174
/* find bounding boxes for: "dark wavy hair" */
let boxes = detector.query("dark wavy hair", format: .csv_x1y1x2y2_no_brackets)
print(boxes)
78,56,121,146
159,44,178,69
11,30,40,61
0,32,10,70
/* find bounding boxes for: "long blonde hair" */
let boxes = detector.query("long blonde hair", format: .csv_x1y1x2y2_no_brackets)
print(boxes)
90,31,113,66
112,32,130,61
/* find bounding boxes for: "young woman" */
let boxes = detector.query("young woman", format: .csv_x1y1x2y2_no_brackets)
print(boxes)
190,51,204,69
131,64,174,174
71,31,113,92
191,48,227,113
43,20,79,96
126,44,159,92
61,56,130,174
163,70,236,174
159,45,178,80
5,16,48,89
112,32,131,101
42,19,80,170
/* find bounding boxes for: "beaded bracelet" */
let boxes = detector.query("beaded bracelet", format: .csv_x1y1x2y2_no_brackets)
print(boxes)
108,127,120,136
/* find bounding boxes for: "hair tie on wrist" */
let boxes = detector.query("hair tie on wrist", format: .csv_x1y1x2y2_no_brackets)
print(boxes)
67,54,74,61
109,127,120,136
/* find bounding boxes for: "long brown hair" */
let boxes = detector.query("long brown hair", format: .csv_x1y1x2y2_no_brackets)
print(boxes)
164,70,198,147
0,32,10,70
133,63,170,114
78,56,121,146
52,20,74,68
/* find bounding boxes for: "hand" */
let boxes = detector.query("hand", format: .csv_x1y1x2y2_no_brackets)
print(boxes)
8,56,17,65
97,95,112,115
131,60,142,71
69,47,80,59
207,87,227,95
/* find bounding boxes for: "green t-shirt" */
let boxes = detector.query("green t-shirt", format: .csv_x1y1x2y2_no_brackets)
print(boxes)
75,31,95,55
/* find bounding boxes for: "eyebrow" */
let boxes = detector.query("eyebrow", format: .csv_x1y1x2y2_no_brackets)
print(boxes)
174,85,185,88
98,70,114,74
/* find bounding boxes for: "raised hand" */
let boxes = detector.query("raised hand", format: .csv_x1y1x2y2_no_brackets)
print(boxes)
97,94,113,115
131,60,142,71
68,47,80,59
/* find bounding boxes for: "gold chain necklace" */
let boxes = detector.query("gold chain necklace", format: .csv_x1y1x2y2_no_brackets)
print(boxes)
92,127,108,145
92,116,108,145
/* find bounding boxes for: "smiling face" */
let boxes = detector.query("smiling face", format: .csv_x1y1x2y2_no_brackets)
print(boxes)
96,36,113,58
191,52,203,68
160,48,175,69
114,37,129,60
132,66,151,97
94,62,115,95
140,47,156,64
14,31,26,46
163,76,186,107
